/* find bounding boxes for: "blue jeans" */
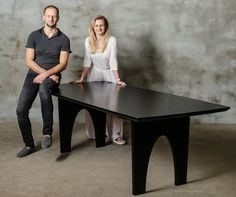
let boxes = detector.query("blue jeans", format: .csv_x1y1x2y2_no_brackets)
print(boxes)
16,72,60,147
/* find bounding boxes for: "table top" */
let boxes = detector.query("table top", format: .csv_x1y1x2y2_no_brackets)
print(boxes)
53,82,230,122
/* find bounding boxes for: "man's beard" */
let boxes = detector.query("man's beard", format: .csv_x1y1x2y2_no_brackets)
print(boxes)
46,23,57,28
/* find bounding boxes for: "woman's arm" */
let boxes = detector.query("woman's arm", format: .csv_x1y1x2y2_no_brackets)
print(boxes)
70,67,90,84
112,70,126,86
110,37,126,86
70,38,92,84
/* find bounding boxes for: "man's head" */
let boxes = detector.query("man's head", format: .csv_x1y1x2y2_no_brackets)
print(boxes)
43,5,59,28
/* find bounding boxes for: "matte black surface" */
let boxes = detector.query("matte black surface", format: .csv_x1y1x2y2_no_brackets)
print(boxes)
53,82,229,122
131,117,190,195
53,82,230,195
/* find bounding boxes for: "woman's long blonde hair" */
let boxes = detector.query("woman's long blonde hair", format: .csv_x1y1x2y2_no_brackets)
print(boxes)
88,15,110,54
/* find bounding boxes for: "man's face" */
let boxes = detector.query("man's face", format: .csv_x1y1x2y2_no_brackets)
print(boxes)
43,7,59,28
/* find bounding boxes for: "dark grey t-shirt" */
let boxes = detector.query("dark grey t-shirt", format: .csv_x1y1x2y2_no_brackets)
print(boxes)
26,28,71,75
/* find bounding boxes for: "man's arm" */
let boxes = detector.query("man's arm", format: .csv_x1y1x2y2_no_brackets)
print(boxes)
33,51,70,84
25,48,46,74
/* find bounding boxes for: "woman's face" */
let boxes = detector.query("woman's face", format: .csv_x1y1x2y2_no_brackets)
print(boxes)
94,19,106,36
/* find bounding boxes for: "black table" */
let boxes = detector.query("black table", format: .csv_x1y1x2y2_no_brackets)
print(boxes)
53,82,229,195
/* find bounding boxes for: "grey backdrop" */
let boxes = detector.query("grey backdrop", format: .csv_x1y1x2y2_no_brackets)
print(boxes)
0,0,235,123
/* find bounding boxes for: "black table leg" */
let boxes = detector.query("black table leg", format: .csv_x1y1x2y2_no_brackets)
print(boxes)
166,117,190,185
87,108,106,147
58,98,107,153
131,117,190,195
58,98,81,153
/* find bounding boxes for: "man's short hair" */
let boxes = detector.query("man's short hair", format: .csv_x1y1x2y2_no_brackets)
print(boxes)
43,5,59,17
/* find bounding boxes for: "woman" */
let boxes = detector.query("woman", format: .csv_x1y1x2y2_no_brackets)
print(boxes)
71,15,126,145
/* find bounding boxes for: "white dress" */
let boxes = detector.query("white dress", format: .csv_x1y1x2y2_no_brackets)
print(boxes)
83,36,123,141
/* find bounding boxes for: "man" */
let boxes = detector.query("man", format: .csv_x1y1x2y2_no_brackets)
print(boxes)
16,5,71,157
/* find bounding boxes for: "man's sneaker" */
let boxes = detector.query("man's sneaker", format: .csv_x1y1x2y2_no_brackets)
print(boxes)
41,135,52,148
17,146,36,158
113,137,126,145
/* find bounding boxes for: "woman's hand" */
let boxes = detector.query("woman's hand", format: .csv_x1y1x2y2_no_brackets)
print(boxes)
117,79,126,86
69,79,83,84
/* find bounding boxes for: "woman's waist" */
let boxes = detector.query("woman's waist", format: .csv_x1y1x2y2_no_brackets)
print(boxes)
93,64,110,70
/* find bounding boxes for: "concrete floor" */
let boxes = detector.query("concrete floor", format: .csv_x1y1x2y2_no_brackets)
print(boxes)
0,120,236,197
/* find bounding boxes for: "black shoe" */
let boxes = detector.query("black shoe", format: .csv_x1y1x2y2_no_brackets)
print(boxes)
41,135,52,148
17,146,36,158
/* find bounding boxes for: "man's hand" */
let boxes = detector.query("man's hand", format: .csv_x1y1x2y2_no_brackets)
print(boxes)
33,73,59,84
49,75,59,83
33,72,49,84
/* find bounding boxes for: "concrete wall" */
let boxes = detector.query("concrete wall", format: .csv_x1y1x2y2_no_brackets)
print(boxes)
0,0,235,123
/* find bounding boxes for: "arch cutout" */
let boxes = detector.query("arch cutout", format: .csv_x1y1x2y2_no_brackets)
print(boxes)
146,135,175,192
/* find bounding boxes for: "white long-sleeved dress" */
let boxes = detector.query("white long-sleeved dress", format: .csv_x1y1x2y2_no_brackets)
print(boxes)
83,36,123,141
